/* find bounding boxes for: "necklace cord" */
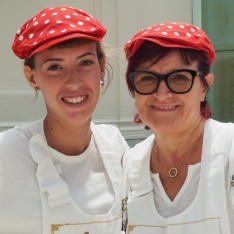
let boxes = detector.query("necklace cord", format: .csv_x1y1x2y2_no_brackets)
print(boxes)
156,133,203,177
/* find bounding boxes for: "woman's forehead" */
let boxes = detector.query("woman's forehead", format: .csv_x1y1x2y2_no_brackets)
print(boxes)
137,51,198,71
34,43,97,63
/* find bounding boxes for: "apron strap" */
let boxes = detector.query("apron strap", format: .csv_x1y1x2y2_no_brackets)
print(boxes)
226,123,234,209
29,132,72,207
122,168,129,233
121,135,154,233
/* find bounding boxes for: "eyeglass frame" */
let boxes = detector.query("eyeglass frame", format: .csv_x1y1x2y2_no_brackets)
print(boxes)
128,69,203,95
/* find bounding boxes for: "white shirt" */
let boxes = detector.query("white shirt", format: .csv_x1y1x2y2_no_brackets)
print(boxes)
0,119,129,234
49,135,115,215
124,119,234,233
151,163,201,218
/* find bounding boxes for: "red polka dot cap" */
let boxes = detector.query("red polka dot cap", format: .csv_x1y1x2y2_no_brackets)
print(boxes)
12,6,106,59
124,22,215,64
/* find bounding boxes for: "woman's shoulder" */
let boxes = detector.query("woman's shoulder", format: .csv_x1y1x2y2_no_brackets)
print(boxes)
91,122,129,156
126,134,155,154
123,134,154,166
0,120,43,152
91,122,121,134
205,118,234,132
0,124,31,146
91,122,127,142
0,122,39,169
206,118,234,126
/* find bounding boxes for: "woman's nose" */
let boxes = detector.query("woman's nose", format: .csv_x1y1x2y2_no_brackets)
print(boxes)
65,69,83,86
153,80,172,99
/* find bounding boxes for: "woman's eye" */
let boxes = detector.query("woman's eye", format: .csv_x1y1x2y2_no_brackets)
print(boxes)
170,74,190,81
137,75,155,83
48,64,61,71
81,60,94,66
175,75,187,80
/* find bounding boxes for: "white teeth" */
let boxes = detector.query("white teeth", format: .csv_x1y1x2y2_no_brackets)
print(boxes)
155,106,175,110
64,96,86,104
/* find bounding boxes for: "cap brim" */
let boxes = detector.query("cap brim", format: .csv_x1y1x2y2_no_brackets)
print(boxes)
28,33,102,58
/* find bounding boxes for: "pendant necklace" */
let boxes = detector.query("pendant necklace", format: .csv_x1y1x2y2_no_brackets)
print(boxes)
157,151,189,177
156,133,202,178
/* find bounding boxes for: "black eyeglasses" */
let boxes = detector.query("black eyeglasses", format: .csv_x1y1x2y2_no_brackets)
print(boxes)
129,69,203,95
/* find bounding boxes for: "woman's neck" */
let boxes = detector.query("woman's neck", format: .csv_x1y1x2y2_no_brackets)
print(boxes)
153,118,205,166
43,116,92,156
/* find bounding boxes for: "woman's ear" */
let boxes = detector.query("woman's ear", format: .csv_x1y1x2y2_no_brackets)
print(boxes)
200,73,214,102
24,65,38,88
205,73,214,88
202,73,214,94
100,56,106,78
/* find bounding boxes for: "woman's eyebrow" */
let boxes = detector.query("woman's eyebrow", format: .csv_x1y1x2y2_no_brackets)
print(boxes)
43,58,63,64
42,52,96,64
77,52,95,59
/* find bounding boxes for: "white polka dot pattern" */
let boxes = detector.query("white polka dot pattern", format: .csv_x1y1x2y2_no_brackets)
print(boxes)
12,6,106,59
124,22,215,64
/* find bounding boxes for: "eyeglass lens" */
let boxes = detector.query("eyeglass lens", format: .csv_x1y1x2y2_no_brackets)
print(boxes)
132,70,194,94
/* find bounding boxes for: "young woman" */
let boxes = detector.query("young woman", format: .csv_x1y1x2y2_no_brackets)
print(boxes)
0,6,129,234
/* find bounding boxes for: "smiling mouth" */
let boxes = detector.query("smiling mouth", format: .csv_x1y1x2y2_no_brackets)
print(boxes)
63,96,86,104
154,105,176,110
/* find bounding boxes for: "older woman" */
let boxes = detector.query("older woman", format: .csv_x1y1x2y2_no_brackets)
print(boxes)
122,22,234,233
0,6,129,234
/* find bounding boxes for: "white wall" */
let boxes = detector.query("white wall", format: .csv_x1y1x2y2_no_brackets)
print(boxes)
0,0,193,139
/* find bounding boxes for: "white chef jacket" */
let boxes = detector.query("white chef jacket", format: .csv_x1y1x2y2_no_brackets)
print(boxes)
0,119,129,234
123,119,234,233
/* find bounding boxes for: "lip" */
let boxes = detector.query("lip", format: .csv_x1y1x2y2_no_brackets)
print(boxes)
62,95,87,104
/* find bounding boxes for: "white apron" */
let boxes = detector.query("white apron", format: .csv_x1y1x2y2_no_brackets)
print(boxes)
28,121,123,234
125,119,234,234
